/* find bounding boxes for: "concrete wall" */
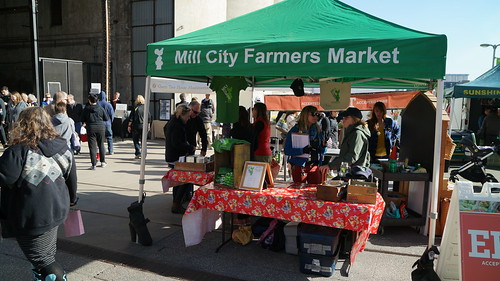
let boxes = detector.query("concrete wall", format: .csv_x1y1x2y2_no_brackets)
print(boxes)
227,0,281,20
174,0,227,37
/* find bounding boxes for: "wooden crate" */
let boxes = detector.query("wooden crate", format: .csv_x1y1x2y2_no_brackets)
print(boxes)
214,143,251,188
316,181,345,202
174,161,214,172
347,180,377,204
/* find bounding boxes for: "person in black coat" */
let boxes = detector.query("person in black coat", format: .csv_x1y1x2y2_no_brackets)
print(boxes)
81,94,109,169
0,106,78,281
128,95,152,159
164,104,195,214
230,106,253,143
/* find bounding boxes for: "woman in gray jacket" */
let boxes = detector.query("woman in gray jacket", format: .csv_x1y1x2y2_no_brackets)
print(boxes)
320,107,370,173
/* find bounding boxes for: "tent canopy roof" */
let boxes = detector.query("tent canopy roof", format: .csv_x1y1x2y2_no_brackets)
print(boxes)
146,0,446,89
452,64,500,98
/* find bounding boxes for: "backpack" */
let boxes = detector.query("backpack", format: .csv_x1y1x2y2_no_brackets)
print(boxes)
252,218,286,251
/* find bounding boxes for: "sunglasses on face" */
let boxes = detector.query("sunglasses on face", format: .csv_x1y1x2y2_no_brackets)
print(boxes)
310,112,321,117
192,110,199,115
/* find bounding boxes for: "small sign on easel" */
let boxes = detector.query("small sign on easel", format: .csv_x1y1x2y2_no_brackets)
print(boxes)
239,161,274,192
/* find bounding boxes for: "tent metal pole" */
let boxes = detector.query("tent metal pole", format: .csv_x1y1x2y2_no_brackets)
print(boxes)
138,76,152,203
429,79,444,248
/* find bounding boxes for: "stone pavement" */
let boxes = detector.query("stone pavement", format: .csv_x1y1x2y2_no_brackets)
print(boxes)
3,138,495,280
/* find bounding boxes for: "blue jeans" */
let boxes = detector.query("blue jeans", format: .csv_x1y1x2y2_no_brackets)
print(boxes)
104,123,113,154
132,129,142,156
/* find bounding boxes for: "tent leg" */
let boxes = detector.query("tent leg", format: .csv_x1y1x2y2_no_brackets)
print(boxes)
138,76,152,203
429,79,444,248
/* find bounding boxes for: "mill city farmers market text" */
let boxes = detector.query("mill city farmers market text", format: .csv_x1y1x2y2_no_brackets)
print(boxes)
174,47,401,67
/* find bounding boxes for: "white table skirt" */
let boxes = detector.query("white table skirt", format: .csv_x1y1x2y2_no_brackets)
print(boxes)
182,208,222,247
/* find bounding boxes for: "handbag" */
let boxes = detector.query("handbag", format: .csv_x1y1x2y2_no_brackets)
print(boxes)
63,209,85,237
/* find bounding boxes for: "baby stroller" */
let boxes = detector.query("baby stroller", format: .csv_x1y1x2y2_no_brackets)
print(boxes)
449,137,499,184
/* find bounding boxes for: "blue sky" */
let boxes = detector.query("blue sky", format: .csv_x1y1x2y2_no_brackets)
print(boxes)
343,0,499,80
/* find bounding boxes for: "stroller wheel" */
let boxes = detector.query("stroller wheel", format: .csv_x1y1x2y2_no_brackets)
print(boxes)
482,173,498,184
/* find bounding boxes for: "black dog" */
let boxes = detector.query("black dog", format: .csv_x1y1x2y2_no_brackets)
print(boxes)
411,245,441,281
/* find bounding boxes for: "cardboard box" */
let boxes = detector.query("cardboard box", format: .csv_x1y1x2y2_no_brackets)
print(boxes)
316,181,346,202
174,161,214,172
346,180,377,204
284,221,299,255
386,192,407,207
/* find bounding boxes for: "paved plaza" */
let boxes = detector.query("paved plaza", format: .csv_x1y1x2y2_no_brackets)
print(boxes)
2,138,497,280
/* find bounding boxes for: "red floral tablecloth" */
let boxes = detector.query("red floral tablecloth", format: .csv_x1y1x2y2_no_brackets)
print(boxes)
161,170,214,192
186,182,385,234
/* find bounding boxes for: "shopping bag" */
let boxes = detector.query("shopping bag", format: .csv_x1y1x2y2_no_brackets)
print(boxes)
271,159,280,180
80,127,88,142
64,209,85,237
70,132,81,151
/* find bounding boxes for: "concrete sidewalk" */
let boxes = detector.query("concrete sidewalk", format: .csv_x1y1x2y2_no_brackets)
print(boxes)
1,138,469,281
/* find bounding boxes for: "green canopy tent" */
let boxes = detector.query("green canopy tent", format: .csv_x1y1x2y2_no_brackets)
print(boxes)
138,0,447,247
453,64,500,98
447,65,500,132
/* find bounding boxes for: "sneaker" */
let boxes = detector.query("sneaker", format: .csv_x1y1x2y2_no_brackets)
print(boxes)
106,152,113,155
135,155,141,159
100,162,107,168
89,165,96,170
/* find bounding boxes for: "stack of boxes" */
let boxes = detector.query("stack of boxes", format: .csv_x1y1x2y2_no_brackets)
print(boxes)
297,223,342,277
284,221,300,255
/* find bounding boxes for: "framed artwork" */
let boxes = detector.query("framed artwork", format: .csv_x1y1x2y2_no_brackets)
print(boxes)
239,161,273,192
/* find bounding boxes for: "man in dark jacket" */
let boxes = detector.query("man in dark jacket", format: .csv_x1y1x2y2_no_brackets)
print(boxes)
81,94,109,169
186,100,208,156
97,91,115,155
199,93,214,147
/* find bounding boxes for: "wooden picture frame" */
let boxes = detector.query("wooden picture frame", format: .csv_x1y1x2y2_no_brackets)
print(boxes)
239,161,273,192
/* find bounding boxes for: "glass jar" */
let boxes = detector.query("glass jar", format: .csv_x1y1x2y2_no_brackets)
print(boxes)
339,162,349,178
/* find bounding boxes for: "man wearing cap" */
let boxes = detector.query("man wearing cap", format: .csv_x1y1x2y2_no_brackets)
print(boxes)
319,107,370,173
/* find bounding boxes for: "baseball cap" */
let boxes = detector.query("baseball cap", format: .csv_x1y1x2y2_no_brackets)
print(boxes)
338,107,362,120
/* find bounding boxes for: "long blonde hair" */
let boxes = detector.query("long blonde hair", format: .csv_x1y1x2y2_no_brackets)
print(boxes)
9,107,60,147
297,105,321,133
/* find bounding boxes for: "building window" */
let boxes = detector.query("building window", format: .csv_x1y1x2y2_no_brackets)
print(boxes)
50,0,62,26
131,0,174,96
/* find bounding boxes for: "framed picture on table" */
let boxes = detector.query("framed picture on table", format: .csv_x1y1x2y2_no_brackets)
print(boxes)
239,161,273,192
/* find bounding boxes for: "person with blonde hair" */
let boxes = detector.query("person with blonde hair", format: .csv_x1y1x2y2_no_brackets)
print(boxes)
128,95,151,159
0,106,77,281
163,104,195,213
284,105,326,184
9,91,28,126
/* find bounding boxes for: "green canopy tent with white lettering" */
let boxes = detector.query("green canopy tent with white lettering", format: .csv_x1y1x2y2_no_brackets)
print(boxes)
453,64,500,98
138,0,447,247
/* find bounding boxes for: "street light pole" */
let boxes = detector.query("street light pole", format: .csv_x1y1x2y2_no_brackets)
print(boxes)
480,43,499,68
